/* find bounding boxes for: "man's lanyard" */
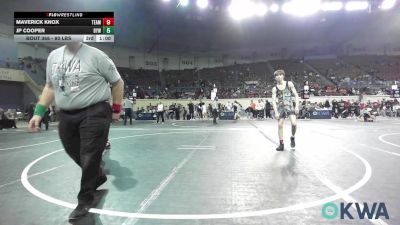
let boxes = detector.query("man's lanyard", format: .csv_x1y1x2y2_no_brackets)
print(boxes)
59,44,83,96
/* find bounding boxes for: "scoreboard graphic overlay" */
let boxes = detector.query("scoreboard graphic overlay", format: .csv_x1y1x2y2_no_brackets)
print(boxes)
14,12,114,43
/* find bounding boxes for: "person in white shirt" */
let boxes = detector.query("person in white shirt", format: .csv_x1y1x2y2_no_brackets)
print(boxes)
362,107,375,122
123,95,133,125
256,99,265,119
225,101,233,111
157,102,165,124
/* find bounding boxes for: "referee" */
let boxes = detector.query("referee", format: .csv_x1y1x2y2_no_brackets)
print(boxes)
29,42,124,220
123,94,133,125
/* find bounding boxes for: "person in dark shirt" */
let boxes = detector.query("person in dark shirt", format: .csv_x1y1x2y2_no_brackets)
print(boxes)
271,69,299,151
27,102,35,121
338,100,345,118
183,107,188,120
265,100,272,119
175,103,181,120
349,102,357,118
188,101,194,120
324,100,331,108
385,100,393,116
331,99,339,118
39,108,51,130
168,104,175,120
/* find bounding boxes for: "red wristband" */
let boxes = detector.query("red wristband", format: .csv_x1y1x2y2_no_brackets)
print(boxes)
112,104,121,113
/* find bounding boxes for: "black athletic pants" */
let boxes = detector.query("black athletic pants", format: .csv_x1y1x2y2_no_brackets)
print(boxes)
212,109,218,124
157,111,164,123
124,108,132,125
58,102,111,205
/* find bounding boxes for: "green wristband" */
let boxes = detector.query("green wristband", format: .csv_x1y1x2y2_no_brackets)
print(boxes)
34,104,46,117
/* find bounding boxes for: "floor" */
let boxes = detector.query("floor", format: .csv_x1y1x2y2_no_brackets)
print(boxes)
0,117,399,225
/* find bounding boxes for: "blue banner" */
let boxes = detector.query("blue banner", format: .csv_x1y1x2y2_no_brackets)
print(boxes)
219,111,235,120
136,113,156,120
310,110,332,119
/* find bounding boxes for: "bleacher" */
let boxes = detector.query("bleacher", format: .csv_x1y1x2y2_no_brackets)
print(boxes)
342,55,400,81
2,54,395,99
117,67,160,88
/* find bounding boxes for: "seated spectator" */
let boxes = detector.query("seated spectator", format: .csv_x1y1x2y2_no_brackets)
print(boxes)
361,107,376,122
0,108,18,129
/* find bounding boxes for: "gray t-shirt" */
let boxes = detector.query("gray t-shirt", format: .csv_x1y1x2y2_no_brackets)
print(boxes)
46,43,121,110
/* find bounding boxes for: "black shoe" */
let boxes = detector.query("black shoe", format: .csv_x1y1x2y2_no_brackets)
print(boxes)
105,142,111,150
290,137,295,148
95,175,107,190
68,204,91,220
276,144,284,151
